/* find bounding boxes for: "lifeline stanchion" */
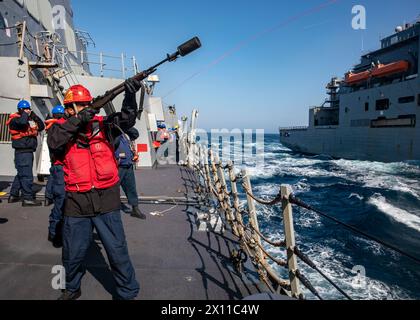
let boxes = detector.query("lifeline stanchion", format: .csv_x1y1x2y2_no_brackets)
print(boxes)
189,142,359,299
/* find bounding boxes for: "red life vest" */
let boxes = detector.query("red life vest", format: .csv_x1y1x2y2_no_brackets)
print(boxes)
45,118,66,166
6,113,39,140
63,115,119,193
45,118,59,131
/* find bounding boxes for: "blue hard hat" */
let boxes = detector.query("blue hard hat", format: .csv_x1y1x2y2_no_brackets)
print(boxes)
17,100,31,110
52,105,65,114
157,123,166,129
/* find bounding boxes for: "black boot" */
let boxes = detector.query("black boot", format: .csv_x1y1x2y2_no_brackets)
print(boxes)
8,195,21,203
58,289,81,300
131,206,146,220
22,199,43,207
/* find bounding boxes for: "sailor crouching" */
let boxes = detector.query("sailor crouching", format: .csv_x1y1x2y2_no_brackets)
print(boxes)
47,80,142,300
7,100,45,206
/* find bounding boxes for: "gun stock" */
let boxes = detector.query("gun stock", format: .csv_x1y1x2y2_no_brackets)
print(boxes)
90,37,201,111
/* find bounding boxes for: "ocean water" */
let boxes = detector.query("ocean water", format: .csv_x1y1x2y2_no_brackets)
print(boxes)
214,133,420,300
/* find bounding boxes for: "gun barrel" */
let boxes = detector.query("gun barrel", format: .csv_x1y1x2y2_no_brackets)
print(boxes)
178,37,201,57
91,37,201,110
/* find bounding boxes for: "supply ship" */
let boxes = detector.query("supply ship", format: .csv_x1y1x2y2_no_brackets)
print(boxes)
280,19,420,162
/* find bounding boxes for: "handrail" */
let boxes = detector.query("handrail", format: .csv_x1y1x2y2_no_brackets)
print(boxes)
184,133,368,299
189,142,302,298
185,135,420,300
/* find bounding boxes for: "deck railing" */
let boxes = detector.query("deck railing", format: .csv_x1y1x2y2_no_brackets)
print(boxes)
187,143,327,298
182,127,420,299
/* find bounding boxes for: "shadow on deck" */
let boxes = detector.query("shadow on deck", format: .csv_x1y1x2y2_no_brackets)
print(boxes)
0,165,264,300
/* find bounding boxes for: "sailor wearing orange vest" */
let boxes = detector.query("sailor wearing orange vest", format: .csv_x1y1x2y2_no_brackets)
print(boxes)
47,80,142,300
44,105,67,248
157,123,170,142
7,100,45,206
156,123,170,157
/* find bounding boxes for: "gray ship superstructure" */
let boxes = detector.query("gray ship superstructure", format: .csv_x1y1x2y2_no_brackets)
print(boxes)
280,19,420,163
0,0,176,177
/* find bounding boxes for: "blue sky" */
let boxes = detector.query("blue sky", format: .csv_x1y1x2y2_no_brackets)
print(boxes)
72,0,420,133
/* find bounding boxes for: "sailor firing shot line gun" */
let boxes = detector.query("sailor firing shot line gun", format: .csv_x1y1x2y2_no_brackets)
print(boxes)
44,37,201,300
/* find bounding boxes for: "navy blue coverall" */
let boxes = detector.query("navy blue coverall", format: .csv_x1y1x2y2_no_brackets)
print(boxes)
114,133,139,208
47,164,65,238
9,112,45,201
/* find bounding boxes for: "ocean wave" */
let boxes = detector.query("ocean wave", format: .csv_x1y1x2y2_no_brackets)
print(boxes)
349,193,364,201
368,194,420,232
333,159,420,198
241,154,420,200
225,138,419,299
264,241,411,300
301,244,412,300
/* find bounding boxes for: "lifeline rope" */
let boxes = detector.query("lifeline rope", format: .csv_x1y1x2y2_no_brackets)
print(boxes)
294,246,352,300
238,181,420,265
190,147,363,298
289,194,420,265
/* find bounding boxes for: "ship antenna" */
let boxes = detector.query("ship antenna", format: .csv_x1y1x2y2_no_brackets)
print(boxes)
361,32,364,52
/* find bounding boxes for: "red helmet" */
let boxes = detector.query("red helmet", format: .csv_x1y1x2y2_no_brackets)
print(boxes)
63,85,93,105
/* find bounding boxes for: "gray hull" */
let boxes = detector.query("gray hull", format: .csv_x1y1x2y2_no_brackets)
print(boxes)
280,126,418,162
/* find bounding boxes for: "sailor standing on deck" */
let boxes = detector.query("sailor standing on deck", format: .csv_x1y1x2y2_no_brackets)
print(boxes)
47,80,141,300
7,100,45,207
114,127,146,220
44,105,67,248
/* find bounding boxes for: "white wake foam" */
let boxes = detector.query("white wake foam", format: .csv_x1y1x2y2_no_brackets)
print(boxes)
368,194,420,232
264,240,411,300
349,193,364,200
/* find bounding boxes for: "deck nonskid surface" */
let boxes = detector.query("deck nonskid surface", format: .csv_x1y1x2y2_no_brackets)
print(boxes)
0,165,261,300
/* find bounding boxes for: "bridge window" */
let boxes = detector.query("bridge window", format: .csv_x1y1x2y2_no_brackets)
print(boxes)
376,99,389,111
418,94,420,106
365,102,369,111
398,96,415,104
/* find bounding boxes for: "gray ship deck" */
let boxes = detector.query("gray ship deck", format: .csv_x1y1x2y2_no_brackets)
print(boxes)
0,165,263,300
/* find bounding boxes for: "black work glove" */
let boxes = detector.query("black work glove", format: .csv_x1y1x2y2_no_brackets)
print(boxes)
77,108,97,125
124,78,142,94
29,111,40,121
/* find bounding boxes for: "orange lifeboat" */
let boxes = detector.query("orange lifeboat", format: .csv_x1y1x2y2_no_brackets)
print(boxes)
345,70,371,85
371,60,409,78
